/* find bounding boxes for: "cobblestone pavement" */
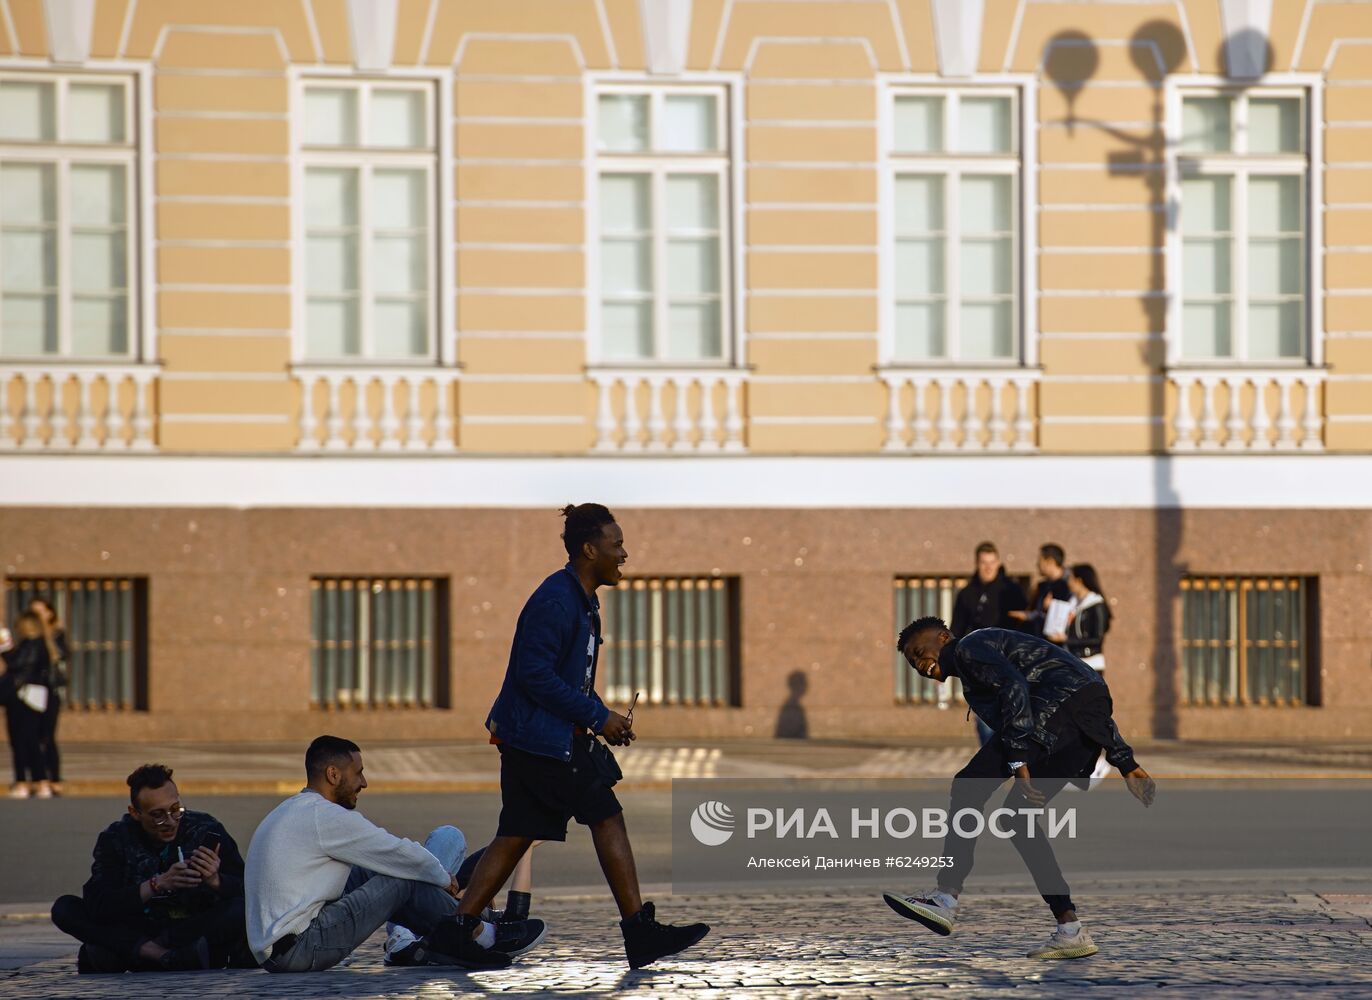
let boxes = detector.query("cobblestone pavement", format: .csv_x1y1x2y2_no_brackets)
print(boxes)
3,889,1371,998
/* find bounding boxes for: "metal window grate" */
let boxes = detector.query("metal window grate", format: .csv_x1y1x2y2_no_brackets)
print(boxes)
310,577,448,709
1180,575,1313,706
601,576,739,707
4,577,147,710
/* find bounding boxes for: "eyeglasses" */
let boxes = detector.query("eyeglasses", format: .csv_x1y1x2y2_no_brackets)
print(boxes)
141,804,185,827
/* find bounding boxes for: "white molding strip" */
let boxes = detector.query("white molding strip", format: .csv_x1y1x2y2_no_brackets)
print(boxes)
1,456,1370,510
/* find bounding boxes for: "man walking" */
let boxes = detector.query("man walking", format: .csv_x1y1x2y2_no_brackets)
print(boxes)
245,735,543,972
882,618,1156,959
437,504,710,970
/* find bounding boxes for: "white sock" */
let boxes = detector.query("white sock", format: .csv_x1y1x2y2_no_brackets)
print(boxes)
932,890,958,910
1058,920,1082,936
476,921,496,948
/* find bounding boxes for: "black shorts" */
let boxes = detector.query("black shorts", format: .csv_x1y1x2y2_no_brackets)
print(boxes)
496,737,623,841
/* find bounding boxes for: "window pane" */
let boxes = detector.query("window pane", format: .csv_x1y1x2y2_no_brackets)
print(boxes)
600,238,651,293
960,238,1011,295
894,96,942,153
307,234,357,293
67,84,125,143
959,97,1011,154
1249,98,1300,154
71,296,127,355
1248,237,1301,295
1184,238,1231,294
1182,97,1231,152
602,301,652,358
667,303,722,359
1182,176,1231,234
306,168,358,227
896,237,944,296
960,176,1011,233
599,94,648,152
305,88,357,146
0,294,57,353
70,165,126,225
373,300,427,357
895,302,945,358
1248,176,1300,233
1,231,56,289
1183,303,1232,358
372,169,425,229
71,232,126,290
668,237,719,294
895,175,943,233
961,302,1014,358
599,174,649,232
1,163,55,224
307,299,360,356
369,89,426,148
373,235,425,294
0,81,55,141
667,175,718,231
662,95,717,152
1249,303,1302,359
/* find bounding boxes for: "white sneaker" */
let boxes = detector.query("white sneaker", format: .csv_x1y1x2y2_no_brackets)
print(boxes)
35,783,53,799
882,890,956,936
1027,925,1099,959
8,784,30,799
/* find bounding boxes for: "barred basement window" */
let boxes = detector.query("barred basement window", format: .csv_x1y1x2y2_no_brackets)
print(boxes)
4,576,147,710
601,576,739,707
892,573,1031,705
1180,575,1317,706
310,577,448,709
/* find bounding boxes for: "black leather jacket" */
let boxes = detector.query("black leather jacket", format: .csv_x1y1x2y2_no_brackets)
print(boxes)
938,627,1135,771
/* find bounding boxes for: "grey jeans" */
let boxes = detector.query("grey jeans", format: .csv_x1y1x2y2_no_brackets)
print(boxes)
263,825,465,973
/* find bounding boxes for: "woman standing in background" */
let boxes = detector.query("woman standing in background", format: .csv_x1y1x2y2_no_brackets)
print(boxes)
30,596,69,796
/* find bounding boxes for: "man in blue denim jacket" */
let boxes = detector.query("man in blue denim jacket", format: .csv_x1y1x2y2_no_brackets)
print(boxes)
440,504,710,970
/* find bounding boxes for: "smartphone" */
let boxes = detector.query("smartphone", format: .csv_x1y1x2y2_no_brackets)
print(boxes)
201,832,222,854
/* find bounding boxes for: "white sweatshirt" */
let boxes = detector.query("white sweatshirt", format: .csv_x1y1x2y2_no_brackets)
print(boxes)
244,789,449,963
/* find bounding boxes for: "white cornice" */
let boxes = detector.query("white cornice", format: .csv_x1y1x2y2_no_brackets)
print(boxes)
0,455,1369,509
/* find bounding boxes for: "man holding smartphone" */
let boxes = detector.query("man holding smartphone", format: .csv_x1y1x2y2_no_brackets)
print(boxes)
435,504,710,970
50,764,252,972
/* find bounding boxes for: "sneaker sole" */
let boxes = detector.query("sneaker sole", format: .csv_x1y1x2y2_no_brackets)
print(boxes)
882,893,953,936
1028,943,1099,960
628,925,710,970
413,946,512,971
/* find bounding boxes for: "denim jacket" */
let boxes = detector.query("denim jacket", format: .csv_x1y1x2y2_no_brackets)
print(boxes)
485,565,611,761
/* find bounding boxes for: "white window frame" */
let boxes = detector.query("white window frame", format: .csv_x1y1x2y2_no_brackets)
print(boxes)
291,70,452,367
588,77,741,368
0,67,149,362
879,78,1036,370
1166,78,1323,369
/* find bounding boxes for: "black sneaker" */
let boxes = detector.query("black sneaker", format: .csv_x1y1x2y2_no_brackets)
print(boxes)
383,940,427,967
155,937,210,972
76,943,128,974
620,901,710,970
424,915,513,970
490,917,547,958
498,890,532,923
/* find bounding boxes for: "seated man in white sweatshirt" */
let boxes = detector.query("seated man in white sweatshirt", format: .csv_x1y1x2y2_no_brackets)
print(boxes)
245,735,544,972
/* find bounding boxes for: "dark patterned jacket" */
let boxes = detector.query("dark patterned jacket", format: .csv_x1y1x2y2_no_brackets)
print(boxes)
82,811,244,922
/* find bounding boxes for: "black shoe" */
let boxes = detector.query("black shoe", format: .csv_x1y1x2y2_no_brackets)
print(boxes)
498,890,531,923
156,937,210,972
424,915,513,970
490,917,547,958
383,941,427,967
76,943,127,974
620,901,710,970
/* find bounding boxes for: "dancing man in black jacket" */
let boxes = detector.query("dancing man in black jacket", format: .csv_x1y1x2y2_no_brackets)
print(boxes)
883,619,1155,960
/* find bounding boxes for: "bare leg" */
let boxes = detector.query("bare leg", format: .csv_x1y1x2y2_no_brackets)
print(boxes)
456,835,532,919
511,841,538,893
590,812,643,919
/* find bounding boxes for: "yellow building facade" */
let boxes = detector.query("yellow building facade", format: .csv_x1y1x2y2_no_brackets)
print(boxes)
1,1,1370,746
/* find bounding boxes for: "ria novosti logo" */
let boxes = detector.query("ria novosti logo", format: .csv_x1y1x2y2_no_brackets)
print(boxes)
690,800,735,846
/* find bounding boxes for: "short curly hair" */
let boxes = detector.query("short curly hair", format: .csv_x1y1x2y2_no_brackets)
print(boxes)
897,615,947,655
127,763,174,806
